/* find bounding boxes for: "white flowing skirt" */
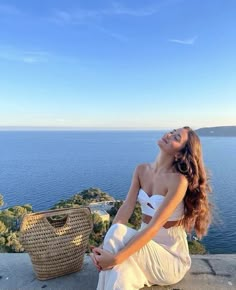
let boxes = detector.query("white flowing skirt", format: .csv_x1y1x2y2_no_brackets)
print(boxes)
96,222,191,290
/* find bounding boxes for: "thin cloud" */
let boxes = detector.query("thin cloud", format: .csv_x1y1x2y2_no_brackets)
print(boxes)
50,9,98,25
93,25,128,42
168,36,198,45
53,11,72,24
49,3,161,41
0,46,49,64
109,2,159,17
51,3,159,25
50,8,133,42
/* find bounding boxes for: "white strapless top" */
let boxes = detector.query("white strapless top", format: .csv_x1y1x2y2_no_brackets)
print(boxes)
137,188,184,221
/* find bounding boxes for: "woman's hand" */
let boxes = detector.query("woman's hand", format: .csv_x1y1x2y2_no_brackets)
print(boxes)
90,245,102,271
92,247,117,271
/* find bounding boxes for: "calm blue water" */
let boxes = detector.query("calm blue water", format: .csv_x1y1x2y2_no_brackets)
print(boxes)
0,131,235,254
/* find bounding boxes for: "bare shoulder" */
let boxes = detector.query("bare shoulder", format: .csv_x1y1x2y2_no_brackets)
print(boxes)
135,163,150,176
166,172,188,190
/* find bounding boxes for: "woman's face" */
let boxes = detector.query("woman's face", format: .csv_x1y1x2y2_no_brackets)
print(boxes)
158,128,189,155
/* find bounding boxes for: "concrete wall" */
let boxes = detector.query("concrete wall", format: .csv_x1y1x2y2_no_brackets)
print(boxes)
0,254,235,290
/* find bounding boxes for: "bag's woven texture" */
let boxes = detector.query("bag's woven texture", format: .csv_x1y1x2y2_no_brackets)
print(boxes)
20,207,93,280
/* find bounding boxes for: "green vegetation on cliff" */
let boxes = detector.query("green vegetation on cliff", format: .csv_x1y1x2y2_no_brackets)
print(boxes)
51,187,114,209
0,193,32,252
0,194,3,207
188,240,206,254
0,189,206,254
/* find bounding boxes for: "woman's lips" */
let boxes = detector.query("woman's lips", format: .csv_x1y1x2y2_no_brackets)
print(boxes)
162,137,167,144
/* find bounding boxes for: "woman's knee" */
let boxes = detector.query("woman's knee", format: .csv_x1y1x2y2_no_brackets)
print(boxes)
109,223,128,237
104,223,127,242
103,223,129,252
103,223,137,253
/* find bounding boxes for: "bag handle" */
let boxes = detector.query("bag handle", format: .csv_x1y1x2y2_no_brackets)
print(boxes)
20,207,92,233
28,207,87,217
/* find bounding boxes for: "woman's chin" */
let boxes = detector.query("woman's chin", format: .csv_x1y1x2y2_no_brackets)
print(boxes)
157,139,164,146
157,140,163,148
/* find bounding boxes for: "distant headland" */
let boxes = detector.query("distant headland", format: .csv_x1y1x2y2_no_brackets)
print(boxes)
195,126,236,137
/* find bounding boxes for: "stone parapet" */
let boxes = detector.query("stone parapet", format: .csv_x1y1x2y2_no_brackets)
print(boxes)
0,254,235,290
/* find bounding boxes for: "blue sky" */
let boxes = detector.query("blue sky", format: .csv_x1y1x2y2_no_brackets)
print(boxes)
0,0,235,130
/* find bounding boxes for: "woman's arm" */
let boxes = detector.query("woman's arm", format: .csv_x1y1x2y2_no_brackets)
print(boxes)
91,165,141,270
111,165,141,225
114,173,188,264
95,173,188,269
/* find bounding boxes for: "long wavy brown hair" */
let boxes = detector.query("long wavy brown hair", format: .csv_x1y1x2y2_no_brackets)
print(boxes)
173,126,213,239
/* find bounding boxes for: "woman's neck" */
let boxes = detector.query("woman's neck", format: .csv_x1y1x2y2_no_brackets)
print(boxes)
152,151,175,174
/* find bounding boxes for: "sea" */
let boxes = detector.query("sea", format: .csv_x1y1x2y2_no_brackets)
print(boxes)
0,130,235,254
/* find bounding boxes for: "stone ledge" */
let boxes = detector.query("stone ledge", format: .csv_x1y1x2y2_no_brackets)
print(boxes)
0,254,235,290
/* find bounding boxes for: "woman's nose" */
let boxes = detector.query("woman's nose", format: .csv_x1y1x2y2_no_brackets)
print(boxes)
166,132,171,138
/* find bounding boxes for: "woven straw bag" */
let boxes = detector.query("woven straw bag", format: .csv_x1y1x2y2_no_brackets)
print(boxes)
20,207,93,280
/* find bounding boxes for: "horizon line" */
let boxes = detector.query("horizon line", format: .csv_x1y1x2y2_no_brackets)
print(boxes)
0,125,234,131
0,126,172,131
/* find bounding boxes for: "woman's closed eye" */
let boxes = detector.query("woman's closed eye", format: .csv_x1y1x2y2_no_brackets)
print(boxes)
175,136,180,141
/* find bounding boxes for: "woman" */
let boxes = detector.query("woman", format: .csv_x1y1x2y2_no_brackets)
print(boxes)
91,126,213,290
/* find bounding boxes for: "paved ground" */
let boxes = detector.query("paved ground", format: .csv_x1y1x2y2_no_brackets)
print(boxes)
0,254,235,290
